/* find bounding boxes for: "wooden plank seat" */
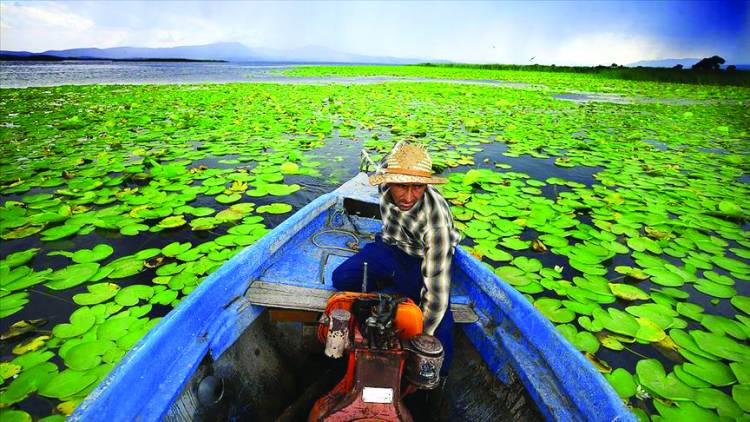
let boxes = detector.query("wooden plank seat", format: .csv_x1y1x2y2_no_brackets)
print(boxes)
246,280,479,324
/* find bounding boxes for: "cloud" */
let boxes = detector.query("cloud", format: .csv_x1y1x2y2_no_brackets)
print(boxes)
0,1,746,63
0,3,94,30
550,33,666,66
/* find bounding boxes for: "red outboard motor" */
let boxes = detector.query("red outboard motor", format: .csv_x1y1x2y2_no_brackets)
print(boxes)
309,292,444,422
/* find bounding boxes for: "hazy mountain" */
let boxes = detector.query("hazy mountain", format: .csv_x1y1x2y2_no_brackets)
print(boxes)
628,58,749,70
1,42,424,64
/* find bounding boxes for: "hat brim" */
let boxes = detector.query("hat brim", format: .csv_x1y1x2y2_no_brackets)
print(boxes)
369,173,447,186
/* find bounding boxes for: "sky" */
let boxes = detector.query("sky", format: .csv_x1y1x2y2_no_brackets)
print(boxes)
1,1,748,65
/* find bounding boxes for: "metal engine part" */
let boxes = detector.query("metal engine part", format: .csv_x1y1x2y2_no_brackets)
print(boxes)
405,334,444,390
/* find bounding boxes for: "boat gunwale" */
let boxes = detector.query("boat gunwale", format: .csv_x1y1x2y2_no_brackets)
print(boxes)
71,190,339,421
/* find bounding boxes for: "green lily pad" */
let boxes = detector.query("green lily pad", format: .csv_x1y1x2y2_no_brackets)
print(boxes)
733,384,750,412
0,362,57,406
557,324,599,353
494,266,531,286
256,203,292,214
0,409,32,422
681,349,737,387
498,237,530,251
72,283,120,305
690,330,750,362
513,256,542,273
157,215,186,229
115,284,155,306
615,265,650,280
11,350,55,370
608,283,649,301
97,316,137,341
0,292,29,318
40,223,82,241
53,307,97,339
105,258,145,279
534,298,575,323
45,263,101,290
730,296,750,315
604,368,637,399
711,255,749,274
189,217,221,230
653,400,717,420
592,307,639,337
635,317,666,342
216,193,242,204
730,361,750,385
266,183,301,196
673,364,711,388
1,248,39,268
676,302,704,321
694,279,736,299
695,387,743,419
636,359,695,401
162,242,192,257
151,289,178,305
72,244,114,263
63,340,116,371
37,368,98,399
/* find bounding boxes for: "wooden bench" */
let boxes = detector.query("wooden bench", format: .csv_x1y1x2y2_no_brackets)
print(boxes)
246,280,479,324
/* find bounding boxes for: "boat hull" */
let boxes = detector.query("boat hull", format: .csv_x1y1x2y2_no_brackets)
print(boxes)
72,173,633,421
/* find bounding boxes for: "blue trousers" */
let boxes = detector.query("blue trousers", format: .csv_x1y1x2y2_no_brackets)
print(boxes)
331,237,454,376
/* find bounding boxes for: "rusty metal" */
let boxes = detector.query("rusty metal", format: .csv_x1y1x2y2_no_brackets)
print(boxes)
324,309,351,359
404,334,444,390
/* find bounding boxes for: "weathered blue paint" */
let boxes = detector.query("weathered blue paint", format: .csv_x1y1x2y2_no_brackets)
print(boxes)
72,173,634,422
71,192,338,421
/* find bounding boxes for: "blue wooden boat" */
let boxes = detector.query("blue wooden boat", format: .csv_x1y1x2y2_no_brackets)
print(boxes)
72,173,634,421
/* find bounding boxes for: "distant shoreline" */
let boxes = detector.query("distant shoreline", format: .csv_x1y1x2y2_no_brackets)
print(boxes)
0,55,226,63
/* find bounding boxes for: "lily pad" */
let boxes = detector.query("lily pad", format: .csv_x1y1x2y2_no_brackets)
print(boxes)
608,283,649,301
604,368,636,399
72,244,114,263
72,283,120,305
592,307,639,337
1,248,39,268
690,330,750,362
0,292,29,318
256,203,292,214
45,263,100,290
37,368,98,399
636,358,695,401
115,284,155,306
52,307,96,338
534,298,575,323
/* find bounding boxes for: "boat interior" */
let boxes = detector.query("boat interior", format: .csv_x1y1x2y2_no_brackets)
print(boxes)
163,198,543,421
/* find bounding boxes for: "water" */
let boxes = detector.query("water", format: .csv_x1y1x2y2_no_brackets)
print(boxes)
553,91,709,105
0,61,531,89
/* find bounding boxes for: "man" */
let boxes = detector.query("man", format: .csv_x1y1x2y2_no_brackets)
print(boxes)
332,142,460,376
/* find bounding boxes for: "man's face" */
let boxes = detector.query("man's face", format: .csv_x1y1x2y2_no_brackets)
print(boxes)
387,183,427,211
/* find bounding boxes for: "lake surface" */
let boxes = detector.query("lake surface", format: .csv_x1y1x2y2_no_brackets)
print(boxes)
0,61,530,89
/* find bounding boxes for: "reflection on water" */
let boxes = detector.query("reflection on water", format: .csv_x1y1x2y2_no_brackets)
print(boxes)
553,91,707,105
1,61,533,89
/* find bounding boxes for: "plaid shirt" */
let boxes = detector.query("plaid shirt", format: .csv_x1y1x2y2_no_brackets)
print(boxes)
380,186,460,335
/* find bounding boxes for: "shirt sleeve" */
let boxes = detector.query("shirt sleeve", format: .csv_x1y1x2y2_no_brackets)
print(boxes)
420,225,454,335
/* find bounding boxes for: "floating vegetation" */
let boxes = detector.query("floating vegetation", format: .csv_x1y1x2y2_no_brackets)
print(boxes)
1,66,749,419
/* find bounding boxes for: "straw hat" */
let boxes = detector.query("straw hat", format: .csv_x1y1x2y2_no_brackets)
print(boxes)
369,142,447,185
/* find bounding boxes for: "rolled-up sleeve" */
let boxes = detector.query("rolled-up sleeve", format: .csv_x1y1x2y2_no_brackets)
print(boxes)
420,225,454,335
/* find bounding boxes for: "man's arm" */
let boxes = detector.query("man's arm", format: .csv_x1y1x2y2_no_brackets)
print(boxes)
420,225,454,335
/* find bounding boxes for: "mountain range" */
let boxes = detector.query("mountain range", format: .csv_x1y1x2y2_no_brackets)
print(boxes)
2,43,747,69
0,42,426,64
